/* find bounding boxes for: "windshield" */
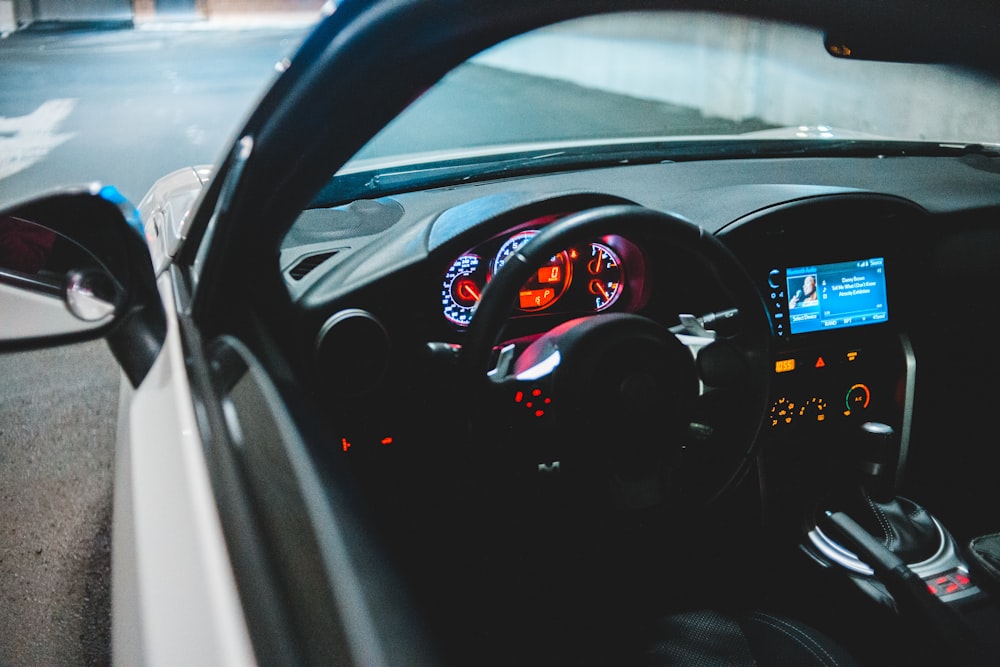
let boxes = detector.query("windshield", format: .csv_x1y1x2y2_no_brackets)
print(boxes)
346,11,1000,170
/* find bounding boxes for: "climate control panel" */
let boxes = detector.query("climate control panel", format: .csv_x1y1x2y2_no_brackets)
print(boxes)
765,337,908,437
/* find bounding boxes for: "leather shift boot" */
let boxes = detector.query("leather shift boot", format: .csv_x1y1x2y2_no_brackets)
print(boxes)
820,486,940,564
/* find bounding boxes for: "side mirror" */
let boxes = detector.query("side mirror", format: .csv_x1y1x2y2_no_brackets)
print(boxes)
0,186,166,386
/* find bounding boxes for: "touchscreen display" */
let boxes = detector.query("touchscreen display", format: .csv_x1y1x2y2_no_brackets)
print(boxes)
786,257,888,335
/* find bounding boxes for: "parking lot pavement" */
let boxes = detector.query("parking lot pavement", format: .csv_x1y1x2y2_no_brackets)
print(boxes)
0,23,314,204
0,342,118,666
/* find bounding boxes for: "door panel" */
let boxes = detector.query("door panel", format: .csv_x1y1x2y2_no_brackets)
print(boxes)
201,333,436,665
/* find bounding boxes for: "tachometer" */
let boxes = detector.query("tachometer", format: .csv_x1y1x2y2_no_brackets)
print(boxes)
442,254,486,326
586,242,624,311
491,230,538,276
493,230,571,313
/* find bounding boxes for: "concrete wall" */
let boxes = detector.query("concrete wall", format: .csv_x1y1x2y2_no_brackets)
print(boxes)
202,0,322,13
133,0,324,20
13,0,132,24
9,0,324,25
474,12,1000,145
0,1,15,34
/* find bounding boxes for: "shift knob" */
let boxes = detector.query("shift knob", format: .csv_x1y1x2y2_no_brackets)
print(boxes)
856,421,898,502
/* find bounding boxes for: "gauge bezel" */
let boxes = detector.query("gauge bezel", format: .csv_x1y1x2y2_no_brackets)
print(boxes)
439,218,646,328
586,241,624,312
441,253,486,327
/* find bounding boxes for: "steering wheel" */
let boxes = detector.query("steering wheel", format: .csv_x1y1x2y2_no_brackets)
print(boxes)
458,205,772,508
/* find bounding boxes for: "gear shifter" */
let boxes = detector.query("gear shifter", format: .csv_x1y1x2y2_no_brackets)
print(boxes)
808,421,946,572
854,421,897,503
808,421,979,602
806,423,992,664
838,422,940,564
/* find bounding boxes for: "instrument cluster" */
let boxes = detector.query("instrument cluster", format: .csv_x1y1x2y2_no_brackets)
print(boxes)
440,215,644,328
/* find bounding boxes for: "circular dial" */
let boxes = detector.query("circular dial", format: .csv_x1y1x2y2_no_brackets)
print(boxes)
770,396,795,427
442,254,486,326
770,395,828,427
844,383,871,416
586,242,624,311
799,396,828,423
493,230,571,313
492,230,538,276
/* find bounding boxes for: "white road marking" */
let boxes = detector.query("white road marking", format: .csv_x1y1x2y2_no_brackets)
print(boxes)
0,98,77,181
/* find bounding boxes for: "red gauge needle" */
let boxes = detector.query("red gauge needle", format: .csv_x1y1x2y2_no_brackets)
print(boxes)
590,280,610,301
588,249,604,275
457,281,481,302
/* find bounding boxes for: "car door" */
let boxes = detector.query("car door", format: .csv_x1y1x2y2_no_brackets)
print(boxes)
130,284,424,663
121,158,436,663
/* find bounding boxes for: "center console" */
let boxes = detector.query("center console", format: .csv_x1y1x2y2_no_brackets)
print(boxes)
757,254,913,522
721,194,1000,663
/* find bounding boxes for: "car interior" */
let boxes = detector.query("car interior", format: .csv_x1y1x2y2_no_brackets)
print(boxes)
177,4,1000,665
273,158,1000,665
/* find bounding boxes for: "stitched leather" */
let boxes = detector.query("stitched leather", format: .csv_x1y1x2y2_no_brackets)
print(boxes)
822,486,939,564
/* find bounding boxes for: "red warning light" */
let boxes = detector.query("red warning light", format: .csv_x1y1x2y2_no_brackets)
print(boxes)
381,437,393,446
341,438,352,452
815,356,826,368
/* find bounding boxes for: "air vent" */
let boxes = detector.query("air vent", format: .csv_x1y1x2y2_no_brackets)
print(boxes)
288,251,339,280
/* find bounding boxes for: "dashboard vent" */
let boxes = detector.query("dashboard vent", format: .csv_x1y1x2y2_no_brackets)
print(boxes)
289,251,339,281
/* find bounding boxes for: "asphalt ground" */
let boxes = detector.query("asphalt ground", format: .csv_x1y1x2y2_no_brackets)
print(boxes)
0,23,313,204
0,342,118,666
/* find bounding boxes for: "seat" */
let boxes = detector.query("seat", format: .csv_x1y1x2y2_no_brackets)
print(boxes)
642,609,858,666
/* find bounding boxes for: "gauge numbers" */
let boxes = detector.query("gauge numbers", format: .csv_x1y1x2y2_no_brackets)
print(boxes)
770,395,828,427
442,254,486,326
443,236,627,326
587,242,623,311
491,230,538,276
493,230,572,313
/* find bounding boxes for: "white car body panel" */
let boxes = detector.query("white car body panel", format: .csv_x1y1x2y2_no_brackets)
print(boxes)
137,166,211,276
0,281,95,338
112,270,255,667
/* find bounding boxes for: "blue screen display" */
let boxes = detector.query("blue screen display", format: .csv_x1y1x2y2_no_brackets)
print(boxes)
786,258,888,335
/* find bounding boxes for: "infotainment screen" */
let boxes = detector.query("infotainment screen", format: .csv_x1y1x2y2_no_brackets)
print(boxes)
786,258,888,335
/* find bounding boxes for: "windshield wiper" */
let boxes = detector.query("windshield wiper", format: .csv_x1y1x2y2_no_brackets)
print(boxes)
310,139,999,207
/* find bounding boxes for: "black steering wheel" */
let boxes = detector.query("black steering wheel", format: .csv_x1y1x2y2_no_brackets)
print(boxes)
459,205,772,508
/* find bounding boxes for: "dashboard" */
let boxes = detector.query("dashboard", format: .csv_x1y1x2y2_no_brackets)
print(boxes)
280,153,1000,532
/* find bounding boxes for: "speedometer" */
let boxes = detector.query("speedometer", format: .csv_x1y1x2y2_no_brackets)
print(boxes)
442,254,485,326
